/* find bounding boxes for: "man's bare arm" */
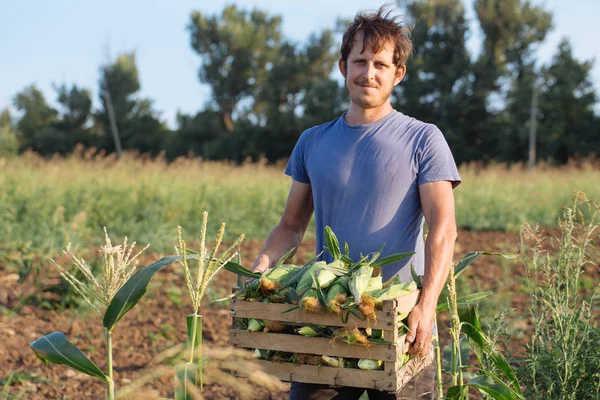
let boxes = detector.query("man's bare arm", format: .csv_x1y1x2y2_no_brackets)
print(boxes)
252,180,314,273
407,180,457,355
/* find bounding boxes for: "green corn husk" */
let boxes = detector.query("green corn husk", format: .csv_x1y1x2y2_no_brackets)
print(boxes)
325,280,348,314
370,329,384,339
350,265,373,303
247,318,264,332
365,276,383,292
398,353,410,368
295,262,326,296
297,326,319,337
259,264,299,293
357,359,383,371
370,281,418,305
321,355,343,368
313,269,337,289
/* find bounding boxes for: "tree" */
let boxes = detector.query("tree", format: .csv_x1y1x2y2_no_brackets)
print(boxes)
54,84,97,149
13,85,58,150
537,39,598,163
396,0,472,160
188,5,282,132
0,109,19,157
97,52,167,155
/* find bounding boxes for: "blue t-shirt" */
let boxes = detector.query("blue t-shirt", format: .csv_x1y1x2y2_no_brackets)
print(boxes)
284,110,461,282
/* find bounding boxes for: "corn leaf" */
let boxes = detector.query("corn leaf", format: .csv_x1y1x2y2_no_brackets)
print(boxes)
29,332,107,382
454,252,516,279
279,253,322,287
458,304,522,395
446,386,469,400
344,242,350,257
371,251,415,267
310,271,328,308
103,255,184,330
224,261,260,279
272,248,296,271
436,291,493,312
462,375,523,400
410,264,423,289
324,226,342,260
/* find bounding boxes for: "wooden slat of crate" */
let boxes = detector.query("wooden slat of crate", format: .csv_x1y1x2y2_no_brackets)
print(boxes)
395,346,435,392
392,290,421,316
231,298,391,330
254,360,397,391
231,329,396,361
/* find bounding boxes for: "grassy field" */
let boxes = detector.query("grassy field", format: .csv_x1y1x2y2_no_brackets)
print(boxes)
1,151,599,260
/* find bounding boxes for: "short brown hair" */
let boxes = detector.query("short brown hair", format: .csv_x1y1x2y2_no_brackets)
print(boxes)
340,5,413,71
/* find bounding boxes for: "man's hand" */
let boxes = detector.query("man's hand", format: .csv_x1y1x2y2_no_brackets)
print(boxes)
251,253,270,274
405,303,435,356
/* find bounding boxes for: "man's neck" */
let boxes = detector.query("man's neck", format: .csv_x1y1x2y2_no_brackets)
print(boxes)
344,103,394,126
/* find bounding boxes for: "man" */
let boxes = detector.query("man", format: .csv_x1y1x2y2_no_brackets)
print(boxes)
251,5,460,399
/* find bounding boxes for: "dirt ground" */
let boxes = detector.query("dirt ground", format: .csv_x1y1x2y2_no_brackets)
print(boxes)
0,229,551,399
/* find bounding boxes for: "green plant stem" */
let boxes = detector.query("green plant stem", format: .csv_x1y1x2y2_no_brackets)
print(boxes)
188,313,203,392
105,328,114,400
433,317,443,400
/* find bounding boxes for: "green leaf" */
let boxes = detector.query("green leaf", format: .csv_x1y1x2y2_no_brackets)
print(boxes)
279,253,322,287
281,305,300,314
344,242,350,257
465,375,523,400
224,261,260,279
410,264,423,289
458,305,522,395
446,385,469,400
29,332,108,382
324,226,341,260
310,271,328,308
103,255,184,330
272,248,295,270
370,251,414,267
454,252,516,279
436,291,493,312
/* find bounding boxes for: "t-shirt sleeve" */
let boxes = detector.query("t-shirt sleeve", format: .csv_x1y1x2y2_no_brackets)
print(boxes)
417,127,461,188
284,129,311,184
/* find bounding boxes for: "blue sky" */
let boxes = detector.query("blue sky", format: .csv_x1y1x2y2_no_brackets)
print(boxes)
1,0,598,129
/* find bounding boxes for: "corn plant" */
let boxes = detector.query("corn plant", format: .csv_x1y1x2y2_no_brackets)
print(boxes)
175,211,244,398
28,229,188,400
431,251,524,400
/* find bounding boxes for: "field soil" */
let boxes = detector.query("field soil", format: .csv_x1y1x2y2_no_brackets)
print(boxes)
0,229,541,399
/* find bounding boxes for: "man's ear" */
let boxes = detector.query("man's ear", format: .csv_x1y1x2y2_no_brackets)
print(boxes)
338,58,347,78
395,65,407,85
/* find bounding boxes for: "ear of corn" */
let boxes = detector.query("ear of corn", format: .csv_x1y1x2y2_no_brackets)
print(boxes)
259,264,298,293
325,280,348,314
297,326,320,337
247,318,264,332
300,288,321,313
357,359,383,370
313,269,337,289
295,262,325,296
350,266,373,305
321,355,343,368
365,276,383,292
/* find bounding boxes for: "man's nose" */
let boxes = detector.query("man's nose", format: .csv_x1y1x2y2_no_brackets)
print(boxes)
363,62,375,81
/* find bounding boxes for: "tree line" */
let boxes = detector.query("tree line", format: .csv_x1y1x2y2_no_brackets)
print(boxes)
1,0,598,165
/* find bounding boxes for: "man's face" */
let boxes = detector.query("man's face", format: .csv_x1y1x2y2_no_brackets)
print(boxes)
339,36,405,111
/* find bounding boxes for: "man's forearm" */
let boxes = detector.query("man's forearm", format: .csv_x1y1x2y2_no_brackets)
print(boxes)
254,221,306,271
419,224,457,313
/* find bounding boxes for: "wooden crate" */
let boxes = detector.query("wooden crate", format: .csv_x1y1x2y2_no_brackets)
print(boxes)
229,290,434,393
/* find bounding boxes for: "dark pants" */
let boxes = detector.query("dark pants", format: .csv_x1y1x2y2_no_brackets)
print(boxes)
289,364,437,400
